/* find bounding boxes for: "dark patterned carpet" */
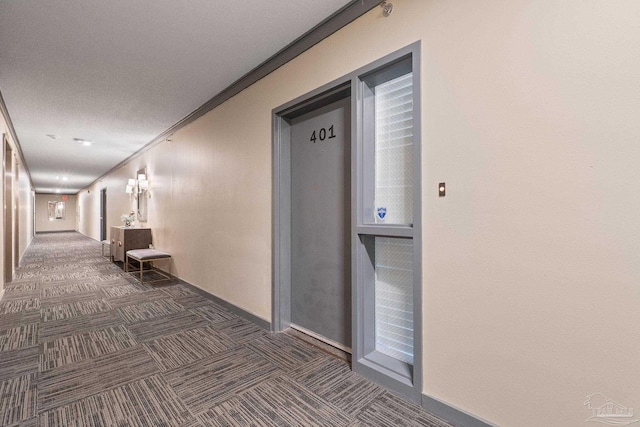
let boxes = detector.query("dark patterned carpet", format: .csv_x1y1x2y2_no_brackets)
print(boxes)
0,232,452,427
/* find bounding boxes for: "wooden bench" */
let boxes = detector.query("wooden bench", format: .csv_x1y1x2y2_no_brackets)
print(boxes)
125,249,172,283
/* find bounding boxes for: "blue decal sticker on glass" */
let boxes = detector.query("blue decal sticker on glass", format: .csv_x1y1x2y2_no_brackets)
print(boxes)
377,207,387,220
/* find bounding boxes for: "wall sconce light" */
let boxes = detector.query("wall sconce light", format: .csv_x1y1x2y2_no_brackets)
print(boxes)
125,174,150,199
126,178,135,195
138,174,149,192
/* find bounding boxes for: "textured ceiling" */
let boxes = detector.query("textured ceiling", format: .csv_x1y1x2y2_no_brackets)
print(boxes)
0,0,353,193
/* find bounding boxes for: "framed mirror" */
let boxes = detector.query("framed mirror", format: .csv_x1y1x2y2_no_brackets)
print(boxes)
137,167,148,221
48,201,65,220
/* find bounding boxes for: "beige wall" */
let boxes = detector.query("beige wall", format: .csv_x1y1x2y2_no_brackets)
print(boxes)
78,1,640,425
35,194,77,232
17,162,33,261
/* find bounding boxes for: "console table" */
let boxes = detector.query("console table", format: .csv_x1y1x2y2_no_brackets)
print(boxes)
110,226,152,263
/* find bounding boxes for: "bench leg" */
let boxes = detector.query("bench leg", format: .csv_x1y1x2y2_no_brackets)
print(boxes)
125,256,171,283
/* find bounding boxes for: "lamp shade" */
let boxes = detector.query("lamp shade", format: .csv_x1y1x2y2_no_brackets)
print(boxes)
127,178,136,187
125,185,133,194
138,179,149,190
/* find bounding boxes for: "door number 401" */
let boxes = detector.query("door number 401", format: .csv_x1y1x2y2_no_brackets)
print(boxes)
310,125,336,143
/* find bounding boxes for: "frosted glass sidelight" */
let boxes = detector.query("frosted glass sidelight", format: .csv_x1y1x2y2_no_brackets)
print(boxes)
374,237,414,365
374,72,413,225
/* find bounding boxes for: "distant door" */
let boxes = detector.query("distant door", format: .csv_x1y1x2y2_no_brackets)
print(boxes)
100,188,107,241
14,160,19,268
3,134,13,283
290,96,351,349
32,193,35,237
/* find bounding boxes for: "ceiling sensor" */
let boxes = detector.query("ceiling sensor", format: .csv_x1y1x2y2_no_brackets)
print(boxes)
380,1,393,17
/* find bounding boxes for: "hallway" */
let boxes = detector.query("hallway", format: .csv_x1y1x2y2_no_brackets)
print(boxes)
0,232,450,426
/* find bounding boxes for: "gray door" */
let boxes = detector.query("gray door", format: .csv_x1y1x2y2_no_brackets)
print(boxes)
4,135,13,284
100,189,107,241
290,97,351,348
